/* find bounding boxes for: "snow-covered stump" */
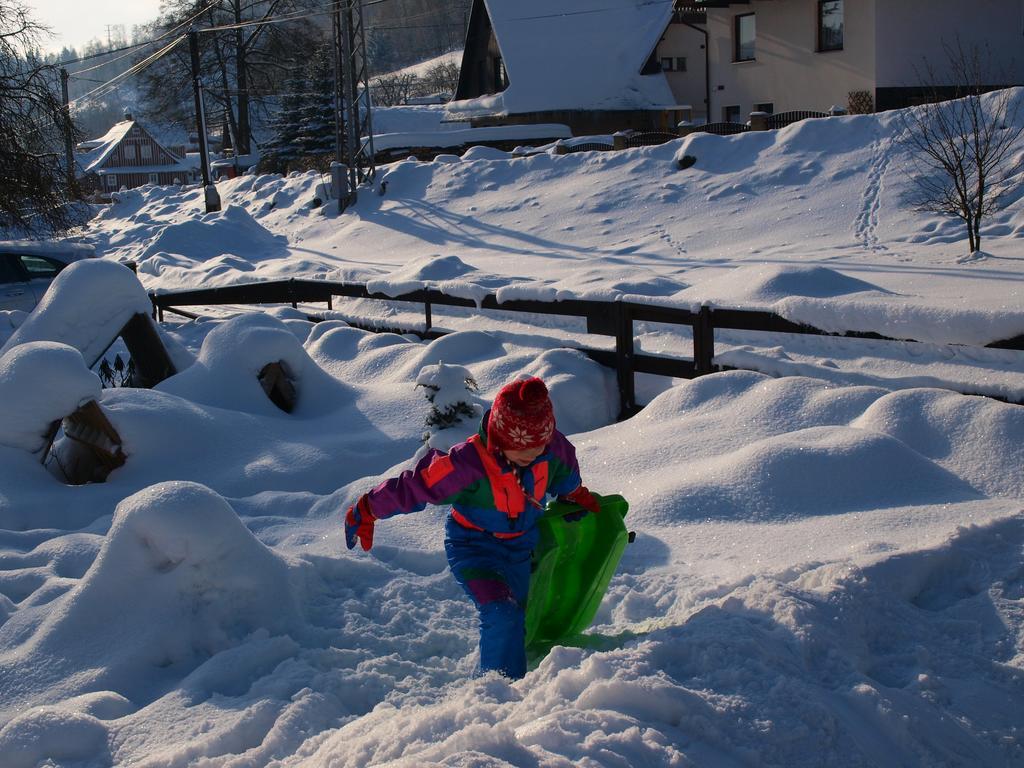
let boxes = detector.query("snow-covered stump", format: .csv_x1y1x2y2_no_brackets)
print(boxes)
258,360,298,413
0,341,126,483
47,400,126,484
0,260,176,388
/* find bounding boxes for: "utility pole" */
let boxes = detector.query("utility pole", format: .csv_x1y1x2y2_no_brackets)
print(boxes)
59,68,75,188
333,0,375,214
189,29,222,213
331,4,349,212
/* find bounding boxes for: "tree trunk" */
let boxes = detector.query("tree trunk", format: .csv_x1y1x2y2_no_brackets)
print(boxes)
234,3,251,156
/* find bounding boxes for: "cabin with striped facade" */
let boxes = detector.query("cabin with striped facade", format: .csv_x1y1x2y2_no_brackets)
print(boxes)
76,115,199,198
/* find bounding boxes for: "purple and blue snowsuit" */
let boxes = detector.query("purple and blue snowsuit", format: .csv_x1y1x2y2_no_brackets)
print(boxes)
362,414,584,679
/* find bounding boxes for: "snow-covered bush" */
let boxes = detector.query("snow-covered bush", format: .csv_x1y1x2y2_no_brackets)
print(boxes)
415,361,482,451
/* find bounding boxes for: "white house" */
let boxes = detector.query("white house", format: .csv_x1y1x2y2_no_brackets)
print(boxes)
450,0,704,134
699,0,1024,121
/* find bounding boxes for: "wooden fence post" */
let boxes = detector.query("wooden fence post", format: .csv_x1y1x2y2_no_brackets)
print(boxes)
119,313,177,388
615,302,636,418
693,305,715,375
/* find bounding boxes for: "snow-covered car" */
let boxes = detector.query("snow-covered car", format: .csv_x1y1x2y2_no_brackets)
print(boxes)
0,240,97,312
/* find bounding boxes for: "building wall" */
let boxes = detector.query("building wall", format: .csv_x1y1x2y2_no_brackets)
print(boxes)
706,0,876,120
657,21,709,122
874,0,1024,89
104,125,180,169
455,0,506,100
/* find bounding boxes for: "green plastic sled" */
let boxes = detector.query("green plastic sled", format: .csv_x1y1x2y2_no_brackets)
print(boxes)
525,493,630,650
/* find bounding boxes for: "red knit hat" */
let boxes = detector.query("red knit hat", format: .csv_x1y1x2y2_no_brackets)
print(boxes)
487,377,555,451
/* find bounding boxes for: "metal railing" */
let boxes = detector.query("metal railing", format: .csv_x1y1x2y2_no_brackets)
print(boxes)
767,110,829,130
150,279,1024,416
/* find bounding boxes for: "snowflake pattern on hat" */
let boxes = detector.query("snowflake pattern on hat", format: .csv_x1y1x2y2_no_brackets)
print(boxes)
487,377,556,450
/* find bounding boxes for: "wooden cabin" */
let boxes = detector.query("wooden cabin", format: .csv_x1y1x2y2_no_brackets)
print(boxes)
76,115,199,198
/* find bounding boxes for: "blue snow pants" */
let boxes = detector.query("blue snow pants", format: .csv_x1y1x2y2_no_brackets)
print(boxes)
444,516,539,680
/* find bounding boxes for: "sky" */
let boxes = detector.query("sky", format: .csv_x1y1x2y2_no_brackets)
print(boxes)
27,0,163,53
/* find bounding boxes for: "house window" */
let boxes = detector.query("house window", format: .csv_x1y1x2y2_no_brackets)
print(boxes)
818,0,843,51
148,173,159,185
755,102,774,115
661,57,674,71
123,143,136,160
723,105,741,123
140,144,152,160
676,57,687,72
734,13,755,62
104,174,118,190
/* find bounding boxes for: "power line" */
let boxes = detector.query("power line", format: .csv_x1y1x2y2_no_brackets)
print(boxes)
70,35,186,108
57,1,217,70
195,2,345,34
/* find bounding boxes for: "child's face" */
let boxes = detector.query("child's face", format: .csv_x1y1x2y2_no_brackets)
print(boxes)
502,445,544,466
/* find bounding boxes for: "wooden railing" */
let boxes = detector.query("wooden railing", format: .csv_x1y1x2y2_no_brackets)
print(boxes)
150,279,1024,416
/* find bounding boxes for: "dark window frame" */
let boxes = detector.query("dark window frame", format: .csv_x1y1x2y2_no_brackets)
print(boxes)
817,0,844,52
754,102,774,115
676,56,688,72
0,253,29,284
660,56,675,71
723,104,741,123
734,13,756,62
18,254,62,278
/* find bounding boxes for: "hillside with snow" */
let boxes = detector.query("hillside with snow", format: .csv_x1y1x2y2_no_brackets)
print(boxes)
0,93,1023,766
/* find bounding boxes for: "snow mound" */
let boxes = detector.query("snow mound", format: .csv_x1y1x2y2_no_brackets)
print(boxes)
671,425,980,521
156,313,353,418
0,341,100,452
0,481,303,717
137,204,289,264
0,260,151,365
573,371,1009,526
682,264,887,306
0,708,108,768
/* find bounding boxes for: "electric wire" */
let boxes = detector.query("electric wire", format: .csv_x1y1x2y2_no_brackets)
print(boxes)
57,0,217,71
69,35,187,108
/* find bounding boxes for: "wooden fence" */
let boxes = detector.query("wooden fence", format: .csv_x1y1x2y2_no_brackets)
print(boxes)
150,279,1024,417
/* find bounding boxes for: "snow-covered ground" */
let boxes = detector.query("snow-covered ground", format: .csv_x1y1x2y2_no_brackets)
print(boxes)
0,92,1023,766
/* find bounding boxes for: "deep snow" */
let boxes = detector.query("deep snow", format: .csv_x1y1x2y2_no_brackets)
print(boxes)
0,93,1023,767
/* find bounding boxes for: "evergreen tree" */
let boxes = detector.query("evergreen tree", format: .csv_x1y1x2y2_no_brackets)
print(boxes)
259,64,306,172
295,47,335,161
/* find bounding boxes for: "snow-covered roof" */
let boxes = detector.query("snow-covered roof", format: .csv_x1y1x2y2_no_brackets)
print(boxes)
0,239,95,257
76,120,194,176
447,0,677,118
79,120,135,173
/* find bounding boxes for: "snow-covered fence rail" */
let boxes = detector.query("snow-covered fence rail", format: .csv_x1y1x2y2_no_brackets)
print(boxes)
149,279,1024,417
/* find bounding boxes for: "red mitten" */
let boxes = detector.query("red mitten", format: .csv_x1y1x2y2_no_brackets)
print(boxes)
344,495,375,551
563,485,600,515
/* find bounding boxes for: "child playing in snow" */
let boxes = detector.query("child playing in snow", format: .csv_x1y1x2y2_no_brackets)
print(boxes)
344,376,600,679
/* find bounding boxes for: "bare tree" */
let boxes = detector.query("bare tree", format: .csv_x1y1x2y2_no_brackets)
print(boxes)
898,41,1024,255
136,0,323,155
418,59,459,99
371,71,417,107
0,1,82,234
